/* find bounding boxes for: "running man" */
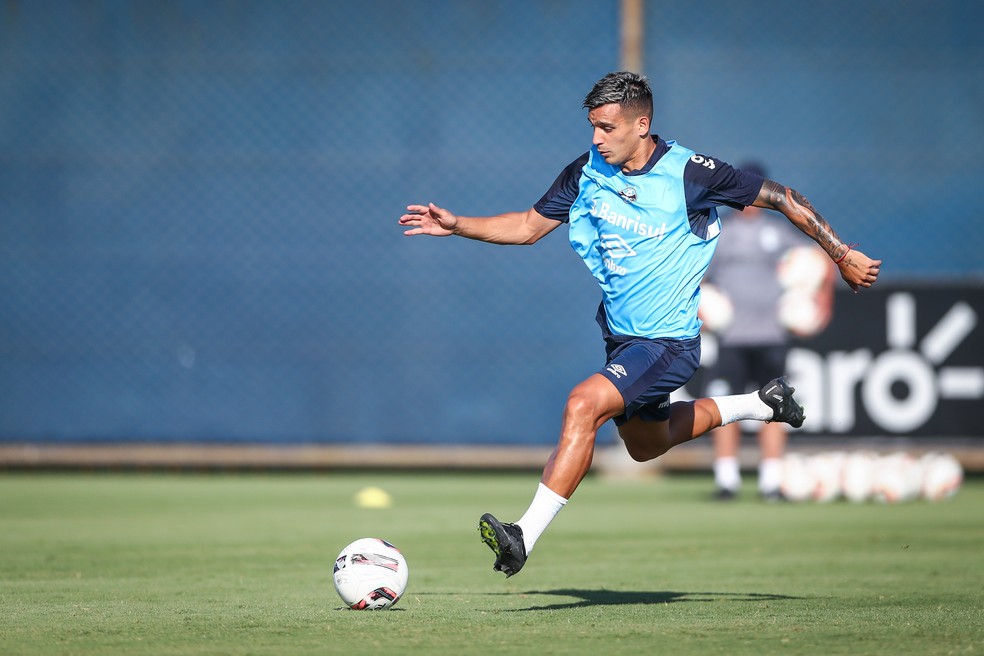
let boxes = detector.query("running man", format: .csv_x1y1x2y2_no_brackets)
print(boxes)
399,71,880,577
702,161,837,501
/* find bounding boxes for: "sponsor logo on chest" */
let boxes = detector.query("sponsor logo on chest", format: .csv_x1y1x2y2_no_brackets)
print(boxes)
590,199,666,240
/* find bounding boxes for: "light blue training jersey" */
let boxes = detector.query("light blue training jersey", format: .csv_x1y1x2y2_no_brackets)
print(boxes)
567,141,721,340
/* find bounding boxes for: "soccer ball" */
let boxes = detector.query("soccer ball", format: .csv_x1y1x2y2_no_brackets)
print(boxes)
776,246,830,337
872,452,922,504
333,538,409,610
698,283,734,333
841,451,878,503
808,451,846,503
777,245,830,292
779,453,816,502
920,452,963,502
777,290,825,337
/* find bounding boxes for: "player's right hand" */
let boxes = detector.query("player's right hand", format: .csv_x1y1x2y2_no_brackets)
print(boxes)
400,203,458,237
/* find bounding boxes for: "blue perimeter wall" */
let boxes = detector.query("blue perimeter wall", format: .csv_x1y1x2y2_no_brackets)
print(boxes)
1,1,982,445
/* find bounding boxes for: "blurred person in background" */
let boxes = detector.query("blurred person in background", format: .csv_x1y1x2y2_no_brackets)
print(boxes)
399,72,880,578
699,162,836,501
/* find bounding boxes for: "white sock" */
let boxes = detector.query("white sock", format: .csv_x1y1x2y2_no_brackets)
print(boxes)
759,458,783,495
714,457,741,491
711,392,773,425
515,483,568,556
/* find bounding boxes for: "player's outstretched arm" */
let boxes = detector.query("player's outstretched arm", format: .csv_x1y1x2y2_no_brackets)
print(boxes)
753,180,881,292
400,203,560,245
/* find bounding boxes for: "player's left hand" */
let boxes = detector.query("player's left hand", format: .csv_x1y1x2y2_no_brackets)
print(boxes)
837,248,881,292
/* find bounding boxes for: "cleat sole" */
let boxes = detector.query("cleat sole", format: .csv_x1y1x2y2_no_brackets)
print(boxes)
478,520,502,557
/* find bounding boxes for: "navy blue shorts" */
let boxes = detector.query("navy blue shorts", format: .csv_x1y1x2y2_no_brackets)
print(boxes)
599,336,701,425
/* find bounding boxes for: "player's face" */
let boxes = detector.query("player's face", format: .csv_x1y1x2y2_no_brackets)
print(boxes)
587,104,650,170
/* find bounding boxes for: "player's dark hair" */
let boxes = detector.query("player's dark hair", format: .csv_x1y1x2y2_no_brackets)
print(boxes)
583,71,653,121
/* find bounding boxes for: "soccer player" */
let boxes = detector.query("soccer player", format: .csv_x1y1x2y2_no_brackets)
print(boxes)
399,72,881,577
701,162,836,501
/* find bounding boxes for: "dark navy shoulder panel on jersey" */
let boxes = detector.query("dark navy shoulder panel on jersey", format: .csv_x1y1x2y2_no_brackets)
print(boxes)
533,137,764,226
683,155,764,212
534,152,589,222
682,154,765,238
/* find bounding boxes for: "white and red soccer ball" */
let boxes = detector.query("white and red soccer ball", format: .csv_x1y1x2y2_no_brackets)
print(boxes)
779,453,816,502
698,283,735,334
872,452,923,504
776,245,831,337
841,451,879,503
809,451,846,503
779,450,963,503
920,452,964,502
333,538,409,610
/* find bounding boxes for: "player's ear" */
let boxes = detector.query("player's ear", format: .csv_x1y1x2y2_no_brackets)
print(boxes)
637,114,650,137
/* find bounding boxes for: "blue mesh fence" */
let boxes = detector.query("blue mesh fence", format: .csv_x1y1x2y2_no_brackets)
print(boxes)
1,1,982,444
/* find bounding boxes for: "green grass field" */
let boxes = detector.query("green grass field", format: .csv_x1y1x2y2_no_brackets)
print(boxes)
1,471,982,655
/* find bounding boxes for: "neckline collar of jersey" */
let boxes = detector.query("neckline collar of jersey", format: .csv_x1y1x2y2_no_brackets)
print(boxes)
622,135,668,177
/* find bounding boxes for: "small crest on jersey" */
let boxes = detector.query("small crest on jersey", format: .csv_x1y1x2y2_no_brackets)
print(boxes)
618,186,638,204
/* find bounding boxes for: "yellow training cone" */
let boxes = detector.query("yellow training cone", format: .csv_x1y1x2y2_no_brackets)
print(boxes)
354,486,392,509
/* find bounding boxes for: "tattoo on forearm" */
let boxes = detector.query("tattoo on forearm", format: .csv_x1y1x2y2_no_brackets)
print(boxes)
761,180,847,260
789,188,844,257
761,180,787,208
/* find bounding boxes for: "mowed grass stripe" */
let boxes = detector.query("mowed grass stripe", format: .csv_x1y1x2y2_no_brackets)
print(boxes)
1,472,981,655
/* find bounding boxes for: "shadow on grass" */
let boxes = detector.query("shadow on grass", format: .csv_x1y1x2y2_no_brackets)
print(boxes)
506,589,804,611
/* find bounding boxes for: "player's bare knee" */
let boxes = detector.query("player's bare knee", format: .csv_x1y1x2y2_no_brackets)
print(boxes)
623,440,665,462
623,443,655,462
563,386,604,424
619,423,671,462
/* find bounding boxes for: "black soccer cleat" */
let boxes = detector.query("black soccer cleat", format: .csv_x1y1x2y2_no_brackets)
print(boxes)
758,376,805,428
478,513,527,578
